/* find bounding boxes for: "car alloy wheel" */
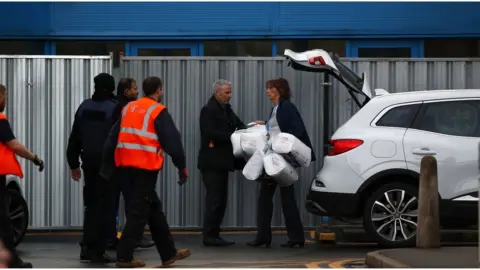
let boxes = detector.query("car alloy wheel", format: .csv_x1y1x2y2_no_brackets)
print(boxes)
370,188,418,242
6,190,29,246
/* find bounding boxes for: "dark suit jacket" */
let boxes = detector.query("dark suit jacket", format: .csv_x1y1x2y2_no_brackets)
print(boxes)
197,95,246,172
267,99,316,162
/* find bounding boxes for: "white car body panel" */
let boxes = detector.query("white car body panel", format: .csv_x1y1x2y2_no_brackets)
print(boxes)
403,128,480,199
312,155,364,194
317,90,480,200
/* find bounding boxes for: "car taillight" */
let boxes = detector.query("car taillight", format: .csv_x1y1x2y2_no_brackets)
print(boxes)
308,56,325,65
327,139,363,156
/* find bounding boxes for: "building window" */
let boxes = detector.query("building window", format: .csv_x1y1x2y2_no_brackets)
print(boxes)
424,39,480,58
203,40,273,57
137,49,191,57
0,40,44,55
346,40,423,58
357,48,412,58
277,40,346,57
55,41,125,56
128,42,200,56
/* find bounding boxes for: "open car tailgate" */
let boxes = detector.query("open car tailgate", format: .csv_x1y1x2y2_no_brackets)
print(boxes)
284,49,388,107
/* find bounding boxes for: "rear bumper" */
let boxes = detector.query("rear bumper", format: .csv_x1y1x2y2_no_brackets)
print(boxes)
305,189,360,218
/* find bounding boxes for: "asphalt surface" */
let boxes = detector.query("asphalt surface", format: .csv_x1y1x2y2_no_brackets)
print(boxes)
17,233,377,268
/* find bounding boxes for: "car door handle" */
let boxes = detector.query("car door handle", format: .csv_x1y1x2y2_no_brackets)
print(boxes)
412,147,437,156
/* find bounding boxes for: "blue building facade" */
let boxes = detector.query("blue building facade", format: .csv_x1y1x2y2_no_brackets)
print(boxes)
0,2,479,58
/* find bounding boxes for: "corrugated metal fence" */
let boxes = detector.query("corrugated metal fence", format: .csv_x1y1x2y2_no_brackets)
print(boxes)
0,55,112,228
3,55,480,229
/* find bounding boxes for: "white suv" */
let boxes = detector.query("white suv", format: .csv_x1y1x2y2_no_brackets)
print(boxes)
285,49,479,248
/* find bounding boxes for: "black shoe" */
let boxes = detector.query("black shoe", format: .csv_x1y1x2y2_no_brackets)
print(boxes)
203,237,235,247
136,236,155,249
280,241,304,248
15,262,33,268
79,242,88,260
10,257,33,268
246,239,271,248
89,253,116,263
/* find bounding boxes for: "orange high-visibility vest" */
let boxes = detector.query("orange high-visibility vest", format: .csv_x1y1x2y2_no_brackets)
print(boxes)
0,113,23,178
114,97,166,171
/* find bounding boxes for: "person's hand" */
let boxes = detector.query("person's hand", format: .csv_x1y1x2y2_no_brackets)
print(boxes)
254,120,265,125
71,168,82,182
32,155,44,172
178,168,189,186
0,241,11,268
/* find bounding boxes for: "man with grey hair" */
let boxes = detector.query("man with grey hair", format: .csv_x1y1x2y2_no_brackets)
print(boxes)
197,79,246,247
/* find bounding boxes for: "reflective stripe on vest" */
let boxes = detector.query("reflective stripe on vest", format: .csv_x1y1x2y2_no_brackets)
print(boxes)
0,113,24,178
116,142,158,153
118,102,159,141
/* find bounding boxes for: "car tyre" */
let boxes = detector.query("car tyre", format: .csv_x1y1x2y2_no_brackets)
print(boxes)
7,189,29,247
363,182,418,248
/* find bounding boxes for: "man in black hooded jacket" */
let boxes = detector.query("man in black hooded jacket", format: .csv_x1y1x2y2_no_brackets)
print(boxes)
106,78,155,250
67,73,120,264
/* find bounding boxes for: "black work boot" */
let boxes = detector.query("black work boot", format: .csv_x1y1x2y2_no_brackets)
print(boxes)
10,254,33,268
89,253,116,264
203,236,234,247
135,236,155,249
79,241,88,260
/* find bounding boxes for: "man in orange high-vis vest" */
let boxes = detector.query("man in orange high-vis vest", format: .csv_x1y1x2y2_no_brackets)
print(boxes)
102,76,190,268
0,84,44,268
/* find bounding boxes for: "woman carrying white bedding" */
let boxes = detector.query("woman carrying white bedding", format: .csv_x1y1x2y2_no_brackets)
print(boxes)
248,77,316,248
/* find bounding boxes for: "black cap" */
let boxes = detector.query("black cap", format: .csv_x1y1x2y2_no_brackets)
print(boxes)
94,73,115,93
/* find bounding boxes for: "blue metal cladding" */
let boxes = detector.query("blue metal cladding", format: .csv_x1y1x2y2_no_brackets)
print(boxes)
0,2,50,36
0,2,479,39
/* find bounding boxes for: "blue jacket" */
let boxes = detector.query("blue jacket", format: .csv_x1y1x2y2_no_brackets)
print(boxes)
267,99,316,162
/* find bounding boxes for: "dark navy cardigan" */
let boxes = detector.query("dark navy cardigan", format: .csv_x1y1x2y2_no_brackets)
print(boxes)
266,99,316,162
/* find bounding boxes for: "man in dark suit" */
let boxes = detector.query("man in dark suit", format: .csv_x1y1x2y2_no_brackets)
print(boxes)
197,79,246,247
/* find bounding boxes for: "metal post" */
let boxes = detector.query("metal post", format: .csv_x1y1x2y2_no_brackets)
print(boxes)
416,155,440,248
322,73,331,231
478,142,480,267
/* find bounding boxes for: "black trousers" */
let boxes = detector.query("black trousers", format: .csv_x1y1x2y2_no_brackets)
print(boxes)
117,167,176,262
82,168,115,256
107,172,135,243
0,175,23,267
255,180,305,243
201,170,229,239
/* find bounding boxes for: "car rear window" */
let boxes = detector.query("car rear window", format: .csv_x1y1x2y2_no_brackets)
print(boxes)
376,104,422,128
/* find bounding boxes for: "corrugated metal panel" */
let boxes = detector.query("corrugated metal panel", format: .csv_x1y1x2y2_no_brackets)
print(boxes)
119,57,480,229
4,56,480,229
0,55,111,229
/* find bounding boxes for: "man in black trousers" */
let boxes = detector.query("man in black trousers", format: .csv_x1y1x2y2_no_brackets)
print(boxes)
197,79,246,247
67,73,119,263
106,78,155,250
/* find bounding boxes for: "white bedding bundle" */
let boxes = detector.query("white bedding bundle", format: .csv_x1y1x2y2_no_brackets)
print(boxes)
242,149,265,181
271,133,312,167
263,151,299,187
230,126,311,185
230,125,267,158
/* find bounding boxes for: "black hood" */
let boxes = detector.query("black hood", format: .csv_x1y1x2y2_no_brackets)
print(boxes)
92,73,115,101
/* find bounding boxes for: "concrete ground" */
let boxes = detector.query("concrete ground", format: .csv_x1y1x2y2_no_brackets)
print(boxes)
17,232,377,268
366,246,478,268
